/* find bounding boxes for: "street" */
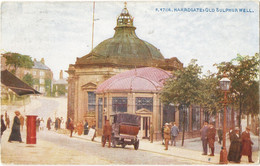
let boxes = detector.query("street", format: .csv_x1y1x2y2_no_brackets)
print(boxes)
1,96,259,165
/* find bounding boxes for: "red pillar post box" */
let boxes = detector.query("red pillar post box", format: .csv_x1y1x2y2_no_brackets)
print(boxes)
26,115,37,144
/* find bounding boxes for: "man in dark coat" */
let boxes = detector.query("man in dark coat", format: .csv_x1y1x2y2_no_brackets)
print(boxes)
228,127,241,163
1,114,6,137
207,122,216,156
217,127,223,144
8,111,23,143
84,120,89,135
170,122,179,146
102,120,112,148
68,118,74,137
241,127,254,163
200,121,208,155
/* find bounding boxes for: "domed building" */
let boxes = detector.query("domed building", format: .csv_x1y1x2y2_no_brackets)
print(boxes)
67,4,183,128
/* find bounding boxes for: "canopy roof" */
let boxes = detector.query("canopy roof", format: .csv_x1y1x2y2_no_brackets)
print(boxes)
96,67,171,93
1,70,40,96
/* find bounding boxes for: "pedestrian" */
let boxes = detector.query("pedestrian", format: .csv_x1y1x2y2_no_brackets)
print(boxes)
77,121,84,135
207,122,216,156
170,122,179,146
19,115,24,131
8,111,23,143
84,120,89,135
60,117,65,129
47,117,52,130
200,121,208,155
6,115,10,129
241,127,254,163
1,114,7,137
163,123,170,150
36,118,40,132
161,125,165,145
40,118,44,130
55,118,59,130
217,127,223,144
91,125,96,141
102,120,112,148
68,118,74,137
228,127,241,163
229,127,235,142
150,122,154,143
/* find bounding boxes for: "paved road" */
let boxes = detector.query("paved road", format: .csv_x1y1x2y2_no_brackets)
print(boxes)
37,130,202,165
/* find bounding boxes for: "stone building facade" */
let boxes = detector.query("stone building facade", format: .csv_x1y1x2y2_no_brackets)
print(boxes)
66,5,183,127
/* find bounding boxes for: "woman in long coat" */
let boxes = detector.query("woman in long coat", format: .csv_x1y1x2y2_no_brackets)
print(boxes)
8,111,22,143
241,127,254,163
47,117,52,130
228,127,241,163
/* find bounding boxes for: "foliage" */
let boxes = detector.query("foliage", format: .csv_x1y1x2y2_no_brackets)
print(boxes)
2,52,34,74
200,72,222,115
22,73,34,86
160,59,202,146
45,79,52,96
215,53,259,126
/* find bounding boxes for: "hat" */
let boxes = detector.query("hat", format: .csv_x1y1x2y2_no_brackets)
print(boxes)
246,126,250,130
165,123,169,125
14,111,20,115
234,127,239,130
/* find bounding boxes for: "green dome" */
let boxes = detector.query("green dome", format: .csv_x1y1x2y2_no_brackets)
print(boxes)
76,5,165,67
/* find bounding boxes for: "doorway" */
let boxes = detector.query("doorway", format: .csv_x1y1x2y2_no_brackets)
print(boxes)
142,117,151,139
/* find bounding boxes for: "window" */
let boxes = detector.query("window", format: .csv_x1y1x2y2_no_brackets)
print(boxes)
163,104,175,125
179,106,189,132
39,86,45,93
98,98,103,129
88,92,96,113
135,97,153,112
112,97,127,113
192,106,200,131
40,71,45,77
40,79,44,84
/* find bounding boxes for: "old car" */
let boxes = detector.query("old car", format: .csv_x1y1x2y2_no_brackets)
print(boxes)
110,113,141,150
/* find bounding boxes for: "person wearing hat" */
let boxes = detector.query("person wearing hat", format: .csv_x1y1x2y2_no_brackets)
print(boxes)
102,120,112,148
8,111,23,143
200,121,209,155
207,122,216,156
241,127,254,163
163,123,170,150
228,127,241,163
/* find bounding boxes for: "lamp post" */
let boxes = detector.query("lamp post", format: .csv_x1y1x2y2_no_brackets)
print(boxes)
219,73,231,164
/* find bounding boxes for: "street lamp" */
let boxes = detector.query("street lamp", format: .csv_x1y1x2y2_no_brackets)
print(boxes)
219,73,231,164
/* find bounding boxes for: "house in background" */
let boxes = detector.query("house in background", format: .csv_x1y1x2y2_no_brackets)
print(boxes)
53,70,68,97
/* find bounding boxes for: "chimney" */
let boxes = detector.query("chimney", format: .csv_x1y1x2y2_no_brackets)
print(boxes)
41,58,45,64
60,70,63,79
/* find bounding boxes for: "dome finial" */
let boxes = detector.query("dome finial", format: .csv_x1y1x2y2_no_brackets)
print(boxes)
124,2,127,8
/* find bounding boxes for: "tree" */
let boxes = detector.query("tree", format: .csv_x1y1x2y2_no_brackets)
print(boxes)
215,53,259,128
160,59,202,146
22,73,34,86
200,72,222,117
2,52,34,74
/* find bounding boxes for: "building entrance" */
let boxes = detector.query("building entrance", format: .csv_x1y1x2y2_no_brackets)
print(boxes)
136,108,152,139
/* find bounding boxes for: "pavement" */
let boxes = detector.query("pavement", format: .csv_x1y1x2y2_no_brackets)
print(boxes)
72,132,259,165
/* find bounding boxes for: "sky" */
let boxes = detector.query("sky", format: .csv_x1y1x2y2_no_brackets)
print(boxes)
1,1,259,80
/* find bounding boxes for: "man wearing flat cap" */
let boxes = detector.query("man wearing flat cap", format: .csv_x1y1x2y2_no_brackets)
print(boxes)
163,123,170,150
8,111,23,143
241,127,254,163
228,127,241,163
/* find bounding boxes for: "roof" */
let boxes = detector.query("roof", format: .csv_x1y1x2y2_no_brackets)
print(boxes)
1,70,40,96
76,5,165,67
96,67,171,93
33,61,50,70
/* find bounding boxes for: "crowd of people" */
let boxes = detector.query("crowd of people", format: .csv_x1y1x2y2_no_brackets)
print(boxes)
200,121,254,163
1,111,256,164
